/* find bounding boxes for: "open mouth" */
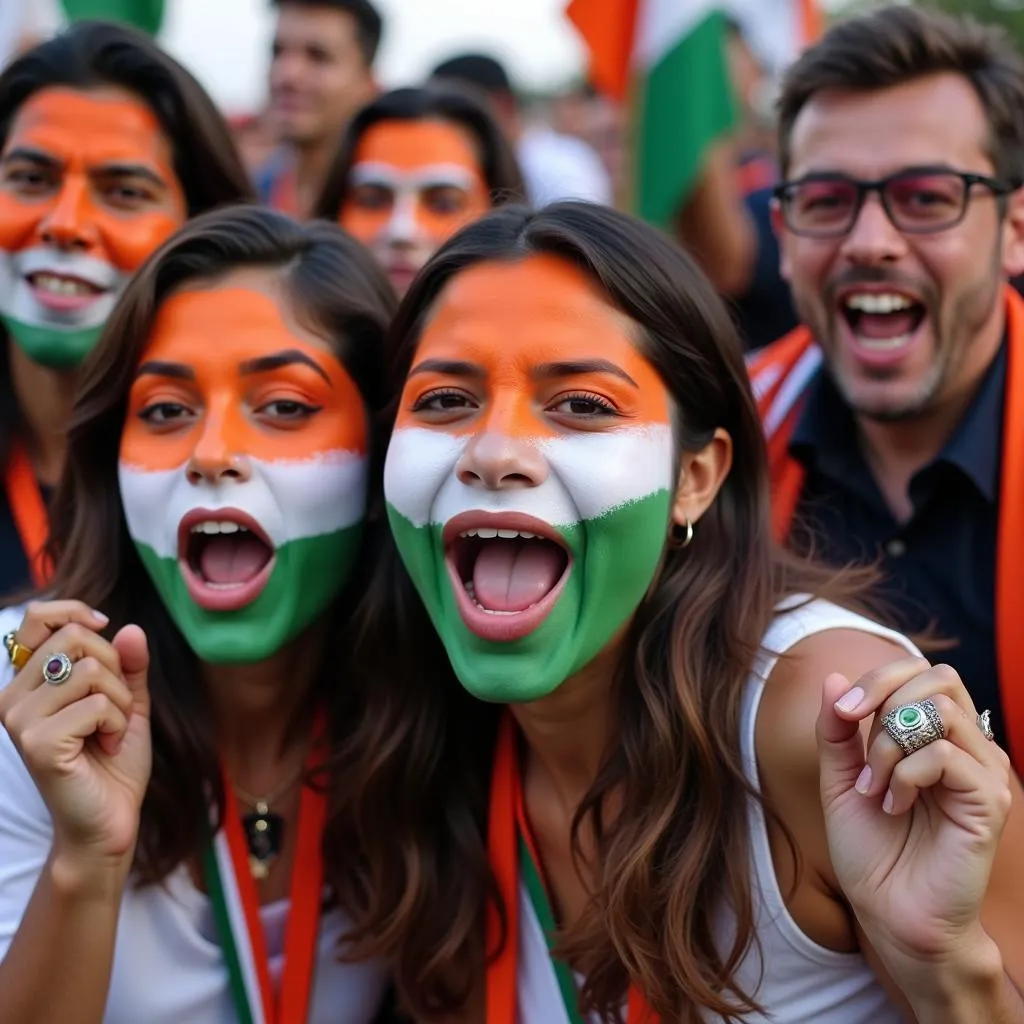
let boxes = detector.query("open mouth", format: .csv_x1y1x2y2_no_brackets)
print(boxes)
838,290,926,358
177,508,276,612
26,272,105,311
443,511,572,642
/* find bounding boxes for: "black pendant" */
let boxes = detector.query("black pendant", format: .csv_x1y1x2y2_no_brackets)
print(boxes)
242,801,284,879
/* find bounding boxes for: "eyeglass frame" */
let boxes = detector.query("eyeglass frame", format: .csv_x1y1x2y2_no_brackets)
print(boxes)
771,165,1018,239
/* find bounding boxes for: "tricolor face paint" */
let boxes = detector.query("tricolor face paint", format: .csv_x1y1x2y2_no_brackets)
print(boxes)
119,280,369,664
384,256,676,702
0,87,186,369
339,119,491,294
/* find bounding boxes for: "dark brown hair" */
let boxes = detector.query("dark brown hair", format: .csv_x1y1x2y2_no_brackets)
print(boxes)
312,84,526,220
0,20,255,475
331,202,867,1021
777,5,1024,182
44,204,396,883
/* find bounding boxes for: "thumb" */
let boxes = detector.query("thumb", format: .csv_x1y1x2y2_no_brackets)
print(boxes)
817,672,867,806
112,625,150,717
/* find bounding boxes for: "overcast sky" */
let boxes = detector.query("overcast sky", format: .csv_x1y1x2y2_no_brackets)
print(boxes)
26,0,854,116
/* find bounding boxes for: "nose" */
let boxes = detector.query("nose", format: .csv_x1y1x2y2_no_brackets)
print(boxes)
185,408,252,486
839,193,908,266
382,193,421,248
455,431,549,490
39,177,98,252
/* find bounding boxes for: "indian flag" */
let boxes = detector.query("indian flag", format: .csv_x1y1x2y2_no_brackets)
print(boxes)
565,0,822,227
383,424,675,702
118,449,367,663
59,0,164,34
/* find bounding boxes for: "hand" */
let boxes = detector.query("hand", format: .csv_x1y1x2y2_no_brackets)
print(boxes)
817,658,1011,979
0,601,152,872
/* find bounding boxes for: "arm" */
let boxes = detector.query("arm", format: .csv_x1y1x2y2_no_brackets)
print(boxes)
759,628,1024,1022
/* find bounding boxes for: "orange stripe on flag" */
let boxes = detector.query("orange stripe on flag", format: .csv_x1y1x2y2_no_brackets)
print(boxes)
565,0,639,103
800,0,823,44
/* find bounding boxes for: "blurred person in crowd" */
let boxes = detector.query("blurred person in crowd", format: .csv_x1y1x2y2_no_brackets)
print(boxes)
0,21,254,599
430,51,613,208
752,7,1024,759
552,82,627,206
229,110,279,176
258,0,381,219
315,85,524,295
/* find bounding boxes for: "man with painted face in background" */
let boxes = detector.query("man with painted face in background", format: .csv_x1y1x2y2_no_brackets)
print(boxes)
750,7,1024,759
0,20,253,598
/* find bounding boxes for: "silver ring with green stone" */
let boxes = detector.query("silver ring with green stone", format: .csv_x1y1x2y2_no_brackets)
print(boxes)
882,699,945,757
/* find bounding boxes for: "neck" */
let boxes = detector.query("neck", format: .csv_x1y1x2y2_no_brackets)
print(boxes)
292,140,334,219
8,343,76,484
511,640,621,815
204,619,327,788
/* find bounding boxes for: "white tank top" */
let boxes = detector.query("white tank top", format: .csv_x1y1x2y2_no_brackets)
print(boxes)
517,598,917,1023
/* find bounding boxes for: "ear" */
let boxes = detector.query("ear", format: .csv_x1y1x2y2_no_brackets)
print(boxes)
671,428,733,533
769,198,793,283
1002,186,1024,279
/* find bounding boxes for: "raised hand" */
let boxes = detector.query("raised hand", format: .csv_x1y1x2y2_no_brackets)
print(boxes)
816,658,1011,981
0,601,152,872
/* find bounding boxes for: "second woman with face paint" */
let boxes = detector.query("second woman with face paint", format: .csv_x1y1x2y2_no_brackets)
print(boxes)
314,85,524,296
0,206,399,1022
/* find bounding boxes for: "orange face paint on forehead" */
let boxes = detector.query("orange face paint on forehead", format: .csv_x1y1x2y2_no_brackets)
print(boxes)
0,86,187,269
397,255,672,437
122,285,368,472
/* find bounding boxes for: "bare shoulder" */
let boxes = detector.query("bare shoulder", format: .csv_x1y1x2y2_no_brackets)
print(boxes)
757,625,916,789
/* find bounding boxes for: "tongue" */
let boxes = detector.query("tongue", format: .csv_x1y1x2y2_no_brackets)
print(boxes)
855,309,918,341
472,539,564,612
199,534,272,585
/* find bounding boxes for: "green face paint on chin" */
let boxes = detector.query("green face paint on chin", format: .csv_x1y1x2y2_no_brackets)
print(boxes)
2,314,103,369
387,490,672,702
133,524,363,663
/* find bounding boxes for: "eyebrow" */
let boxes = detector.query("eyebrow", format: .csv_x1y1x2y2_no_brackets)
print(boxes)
135,360,195,381
349,162,477,191
2,147,167,188
239,349,332,385
531,360,638,388
408,358,485,379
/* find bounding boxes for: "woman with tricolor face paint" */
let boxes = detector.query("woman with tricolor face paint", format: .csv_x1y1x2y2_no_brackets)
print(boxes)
341,202,1024,1022
0,22,253,598
0,206,401,1022
314,85,524,296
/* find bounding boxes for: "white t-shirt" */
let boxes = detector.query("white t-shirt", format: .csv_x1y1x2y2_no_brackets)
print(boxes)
0,605,388,1023
517,127,613,208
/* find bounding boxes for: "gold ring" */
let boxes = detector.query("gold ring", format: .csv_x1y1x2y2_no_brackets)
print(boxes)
3,630,34,671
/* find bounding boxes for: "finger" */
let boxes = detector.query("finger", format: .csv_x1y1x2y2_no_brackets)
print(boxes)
16,623,124,696
859,694,1007,799
13,600,109,652
884,738,1011,829
818,672,869,804
111,626,149,719
17,693,129,774
8,657,134,730
835,658,978,725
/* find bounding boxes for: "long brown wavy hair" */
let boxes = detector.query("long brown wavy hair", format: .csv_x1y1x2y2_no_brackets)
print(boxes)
330,202,873,1022
43,204,396,885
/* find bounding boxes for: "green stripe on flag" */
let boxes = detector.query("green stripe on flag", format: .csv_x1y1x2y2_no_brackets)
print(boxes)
634,9,736,227
60,0,165,35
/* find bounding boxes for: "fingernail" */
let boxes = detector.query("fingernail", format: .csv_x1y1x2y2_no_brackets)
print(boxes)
92,610,109,624
835,686,865,712
855,765,872,794
882,790,894,814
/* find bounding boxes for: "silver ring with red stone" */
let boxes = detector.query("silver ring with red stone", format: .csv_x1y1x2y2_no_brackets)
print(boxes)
882,698,946,757
42,652,74,686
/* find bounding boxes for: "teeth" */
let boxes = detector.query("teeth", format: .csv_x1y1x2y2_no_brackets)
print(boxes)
463,579,539,615
189,521,250,535
844,292,913,314
857,333,912,351
458,528,540,540
30,273,97,297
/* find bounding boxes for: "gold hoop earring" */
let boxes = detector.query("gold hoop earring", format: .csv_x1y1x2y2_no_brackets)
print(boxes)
668,517,693,549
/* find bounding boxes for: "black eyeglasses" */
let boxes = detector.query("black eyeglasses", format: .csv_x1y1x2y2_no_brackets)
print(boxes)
773,167,1016,239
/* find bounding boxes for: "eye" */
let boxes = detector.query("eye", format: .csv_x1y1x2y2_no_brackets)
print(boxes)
2,166,54,195
422,186,469,215
100,180,159,208
350,184,393,211
256,399,322,422
138,401,193,426
548,392,618,418
410,387,476,414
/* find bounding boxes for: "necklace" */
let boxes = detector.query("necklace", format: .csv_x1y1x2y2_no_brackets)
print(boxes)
233,764,306,880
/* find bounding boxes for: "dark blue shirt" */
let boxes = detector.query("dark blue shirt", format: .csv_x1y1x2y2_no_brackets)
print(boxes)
789,348,1003,748
0,478,43,603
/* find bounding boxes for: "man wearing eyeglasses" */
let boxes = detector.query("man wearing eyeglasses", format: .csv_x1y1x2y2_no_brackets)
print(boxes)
750,4,1024,760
